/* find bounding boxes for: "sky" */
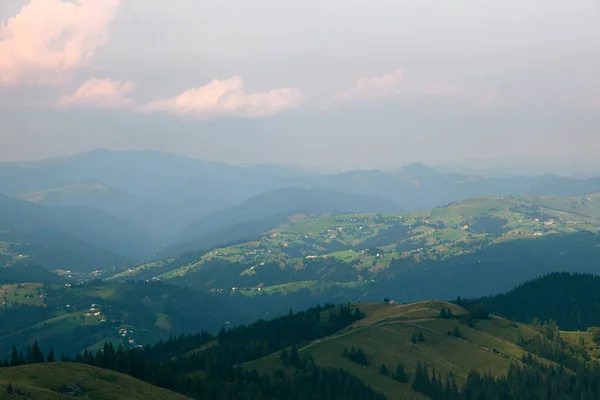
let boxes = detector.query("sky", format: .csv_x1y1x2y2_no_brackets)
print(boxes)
1,0,599,171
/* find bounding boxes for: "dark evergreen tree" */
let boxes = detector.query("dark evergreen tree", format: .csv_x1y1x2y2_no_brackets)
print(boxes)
393,364,408,383
452,326,462,338
31,341,44,363
411,333,418,344
289,345,301,368
279,347,290,366
10,345,19,367
379,364,388,376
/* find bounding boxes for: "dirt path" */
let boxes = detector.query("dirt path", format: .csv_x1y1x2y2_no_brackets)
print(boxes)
297,317,436,352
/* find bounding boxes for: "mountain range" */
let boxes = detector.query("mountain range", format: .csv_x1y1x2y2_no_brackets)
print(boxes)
2,149,600,273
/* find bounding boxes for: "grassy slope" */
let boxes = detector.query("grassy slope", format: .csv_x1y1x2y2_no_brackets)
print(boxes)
247,301,596,400
114,193,600,294
0,363,188,400
0,280,236,358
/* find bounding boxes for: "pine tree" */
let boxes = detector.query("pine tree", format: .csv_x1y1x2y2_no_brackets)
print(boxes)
411,333,418,343
31,341,44,363
47,349,55,363
453,326,462,338
280,348,290,366
394,364,408,383
379,364,388,376
6,382,13,395
10,346,19,367
418,332,425,342
440,308,447,318
26,345,33,364
289,346,301,368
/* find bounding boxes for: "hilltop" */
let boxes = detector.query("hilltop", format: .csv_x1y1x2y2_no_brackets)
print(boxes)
244,301,562,399
0,363,188,399
8,296,597,399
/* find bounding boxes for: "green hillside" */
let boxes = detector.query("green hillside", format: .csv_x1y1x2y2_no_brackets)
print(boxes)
111,194,600,300
4,291,600,399
38,299,600,400
0,363,188,399
0,280,248,358
246,301,578,399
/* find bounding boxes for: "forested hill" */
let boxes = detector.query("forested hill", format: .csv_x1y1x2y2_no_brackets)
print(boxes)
5,299,600,399
0,264,62,285
460,272,600,331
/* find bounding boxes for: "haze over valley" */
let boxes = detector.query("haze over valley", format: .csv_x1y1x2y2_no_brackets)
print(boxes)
2,0,600,399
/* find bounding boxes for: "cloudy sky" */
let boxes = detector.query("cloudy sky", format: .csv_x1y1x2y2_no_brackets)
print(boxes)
1,0,599,170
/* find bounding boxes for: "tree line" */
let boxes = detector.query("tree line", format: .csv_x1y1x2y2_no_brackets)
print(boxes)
1,303,384,400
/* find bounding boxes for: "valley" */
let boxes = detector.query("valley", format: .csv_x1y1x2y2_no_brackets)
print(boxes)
2,151,600,399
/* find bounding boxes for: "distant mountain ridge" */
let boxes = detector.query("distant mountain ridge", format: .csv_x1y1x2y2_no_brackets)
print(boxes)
171,187,403,255
0,193,154,271
2,150,600,266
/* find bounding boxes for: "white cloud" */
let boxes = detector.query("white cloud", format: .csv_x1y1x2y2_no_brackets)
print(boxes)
143,77,302,120
334,68,404,102
0,0,120,85
60,78,134,109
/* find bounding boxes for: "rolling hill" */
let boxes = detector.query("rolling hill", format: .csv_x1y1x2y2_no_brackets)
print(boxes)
0,149,288,236
19,297,597,400
0,363,188,399
5,272,600,399
0,280,248,358
246,301,544,399
170,188,403,256
15,181,178,235
0,193,156,271
113,193,600,302
4,149,600,245
0,279,357,359
0,264,62,285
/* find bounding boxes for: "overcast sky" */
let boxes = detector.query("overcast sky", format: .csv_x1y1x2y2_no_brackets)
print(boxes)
1,0,599,170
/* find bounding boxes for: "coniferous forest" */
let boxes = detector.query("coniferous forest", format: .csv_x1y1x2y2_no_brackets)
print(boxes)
460,272,600,331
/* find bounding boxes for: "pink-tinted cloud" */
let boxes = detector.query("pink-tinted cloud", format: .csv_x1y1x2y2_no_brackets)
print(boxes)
60,78,134,109
335,69,404,102
0,0,120,85
143,77,302,120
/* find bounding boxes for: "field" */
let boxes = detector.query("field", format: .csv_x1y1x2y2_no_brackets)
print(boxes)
0,283,45,306
110,194,600,296
0,363,188,399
